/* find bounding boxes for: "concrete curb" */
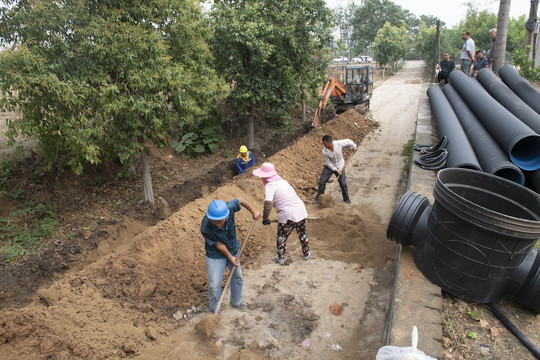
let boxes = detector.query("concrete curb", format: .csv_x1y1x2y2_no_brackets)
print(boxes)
385,82,443,358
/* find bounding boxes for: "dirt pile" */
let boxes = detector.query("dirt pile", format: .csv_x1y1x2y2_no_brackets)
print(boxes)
0,109,378,358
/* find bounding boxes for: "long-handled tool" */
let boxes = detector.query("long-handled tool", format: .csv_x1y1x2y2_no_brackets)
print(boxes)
336,154,354,180
270,216,321,223
214,218,257,314
196,218,258,338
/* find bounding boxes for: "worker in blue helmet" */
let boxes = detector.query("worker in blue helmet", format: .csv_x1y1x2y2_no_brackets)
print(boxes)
201,198,260,313
236,145,255,174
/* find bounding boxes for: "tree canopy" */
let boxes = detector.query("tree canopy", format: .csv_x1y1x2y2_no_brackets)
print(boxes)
350,0,412,54
0,0,223,175
373,22,410,71
209,0,333,112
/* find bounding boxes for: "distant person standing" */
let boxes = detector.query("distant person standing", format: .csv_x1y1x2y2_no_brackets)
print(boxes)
236,145,255,174
471,50,489,78
314,134,357,204
436,52,456,85
460,30,475,75
486,28,497,69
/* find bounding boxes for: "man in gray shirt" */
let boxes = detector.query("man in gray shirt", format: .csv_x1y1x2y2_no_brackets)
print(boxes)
460,30,475,75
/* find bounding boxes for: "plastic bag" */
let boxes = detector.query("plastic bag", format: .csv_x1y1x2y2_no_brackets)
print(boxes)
376,326,437,360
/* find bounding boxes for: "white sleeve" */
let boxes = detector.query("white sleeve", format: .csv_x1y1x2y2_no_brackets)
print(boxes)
337,139,357,149
265,184,276,202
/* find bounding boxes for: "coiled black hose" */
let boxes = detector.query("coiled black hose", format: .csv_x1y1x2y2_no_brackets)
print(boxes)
414,136,448,170
487,303,540,359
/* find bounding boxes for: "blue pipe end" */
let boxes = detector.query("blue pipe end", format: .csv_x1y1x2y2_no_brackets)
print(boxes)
511,135,540,171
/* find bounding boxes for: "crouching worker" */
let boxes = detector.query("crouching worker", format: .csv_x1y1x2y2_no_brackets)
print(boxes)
201,198,260,313
252,163,311,265
236,145,255,174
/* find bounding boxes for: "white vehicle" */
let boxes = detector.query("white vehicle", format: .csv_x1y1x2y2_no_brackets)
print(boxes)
352,56,372,63
332,56,348,63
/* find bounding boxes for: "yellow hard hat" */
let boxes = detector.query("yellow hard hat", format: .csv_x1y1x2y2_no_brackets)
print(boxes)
239,145,248,153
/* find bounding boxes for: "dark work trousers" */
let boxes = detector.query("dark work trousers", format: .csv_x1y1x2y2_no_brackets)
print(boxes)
437,71,450,84
315,166,350,201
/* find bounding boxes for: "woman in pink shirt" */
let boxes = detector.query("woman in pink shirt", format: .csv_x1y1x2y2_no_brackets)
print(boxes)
253,163,311,264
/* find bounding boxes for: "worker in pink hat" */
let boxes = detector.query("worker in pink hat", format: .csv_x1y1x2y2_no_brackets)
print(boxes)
253,163,310,264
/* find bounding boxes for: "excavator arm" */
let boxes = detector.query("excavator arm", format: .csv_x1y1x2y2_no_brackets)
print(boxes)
311,76,346,128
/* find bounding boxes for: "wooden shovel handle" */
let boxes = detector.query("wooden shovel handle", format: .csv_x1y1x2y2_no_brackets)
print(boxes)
214,218,257,314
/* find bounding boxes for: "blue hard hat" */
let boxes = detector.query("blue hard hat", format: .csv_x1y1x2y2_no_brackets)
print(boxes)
206,200,230,220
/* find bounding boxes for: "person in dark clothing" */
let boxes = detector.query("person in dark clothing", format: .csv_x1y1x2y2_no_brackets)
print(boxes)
487,28,496,68
201,198,260,313
436,52,456,84
471,50,488,78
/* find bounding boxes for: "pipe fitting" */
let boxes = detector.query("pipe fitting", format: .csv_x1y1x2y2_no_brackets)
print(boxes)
387,168,540,311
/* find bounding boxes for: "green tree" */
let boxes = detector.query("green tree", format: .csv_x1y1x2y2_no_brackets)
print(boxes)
420,15,444,29
507,15,527,53
0,0,223,204
415,23,438,63
209,0,333,147
373,22,410,75
334,3,360,57
350,0,411,54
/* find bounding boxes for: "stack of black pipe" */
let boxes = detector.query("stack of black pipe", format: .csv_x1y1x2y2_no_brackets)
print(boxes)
426,65,540,192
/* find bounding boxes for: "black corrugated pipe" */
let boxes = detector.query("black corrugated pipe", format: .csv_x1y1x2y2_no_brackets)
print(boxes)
477,68,540,134
526,169,540,194
442,84,525,184
499,64,540,115
426,85,481,170
387,168,540,310
449,70,540,171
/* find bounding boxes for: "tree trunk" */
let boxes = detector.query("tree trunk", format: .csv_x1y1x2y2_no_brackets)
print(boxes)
141,148,155,205
493,0,511,75
302,99,306,123
247,107,255,149
524,0,539,59
431,21,441,83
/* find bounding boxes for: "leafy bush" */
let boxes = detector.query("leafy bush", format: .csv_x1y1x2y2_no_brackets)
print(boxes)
0,154,18,195
171,119,224,156
512,46,540,81
0,200,58,262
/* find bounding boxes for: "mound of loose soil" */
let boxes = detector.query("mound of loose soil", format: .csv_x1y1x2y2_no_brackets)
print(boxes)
0,109,379,358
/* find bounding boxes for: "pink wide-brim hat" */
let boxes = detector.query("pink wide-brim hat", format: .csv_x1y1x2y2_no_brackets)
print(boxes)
252,162,277,178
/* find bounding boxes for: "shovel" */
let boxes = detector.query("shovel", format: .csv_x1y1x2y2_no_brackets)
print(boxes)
196,218,257,338
214,218,257,314
270,216,321,223
336,155,354,180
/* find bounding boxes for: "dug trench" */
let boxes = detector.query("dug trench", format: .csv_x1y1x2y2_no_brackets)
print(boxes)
0,107,402,359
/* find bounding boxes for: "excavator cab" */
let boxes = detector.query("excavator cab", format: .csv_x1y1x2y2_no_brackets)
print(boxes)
344,65,373,104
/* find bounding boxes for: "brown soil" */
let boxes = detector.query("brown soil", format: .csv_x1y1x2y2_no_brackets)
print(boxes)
2,62,539,360
441,294,540,360
0,105,383,358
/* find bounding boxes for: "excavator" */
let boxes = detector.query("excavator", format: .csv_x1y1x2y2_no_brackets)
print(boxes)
312,64,373,127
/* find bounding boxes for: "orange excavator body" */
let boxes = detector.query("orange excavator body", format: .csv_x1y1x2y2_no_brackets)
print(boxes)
311,77,345,128
312,64,373,127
